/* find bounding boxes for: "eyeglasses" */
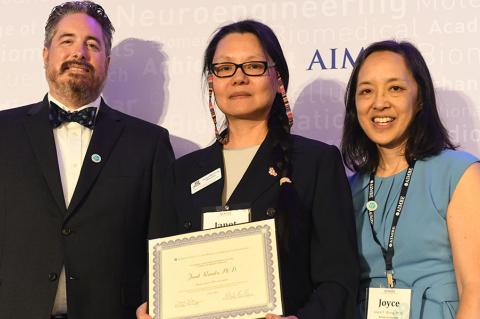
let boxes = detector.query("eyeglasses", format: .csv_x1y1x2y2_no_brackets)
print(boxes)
210,61,275,78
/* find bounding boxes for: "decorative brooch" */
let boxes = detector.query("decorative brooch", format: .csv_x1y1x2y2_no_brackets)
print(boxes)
268,166,278,177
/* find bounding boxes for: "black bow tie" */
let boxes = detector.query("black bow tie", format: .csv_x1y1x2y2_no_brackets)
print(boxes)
49,102,97,129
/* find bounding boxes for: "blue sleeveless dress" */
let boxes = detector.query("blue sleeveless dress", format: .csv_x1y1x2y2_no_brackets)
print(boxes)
350,150,479,319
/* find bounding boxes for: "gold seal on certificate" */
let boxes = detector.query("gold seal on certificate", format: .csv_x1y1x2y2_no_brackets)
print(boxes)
148,219,283,319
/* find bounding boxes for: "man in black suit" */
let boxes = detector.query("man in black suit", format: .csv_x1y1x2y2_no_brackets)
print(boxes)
0,2,174,318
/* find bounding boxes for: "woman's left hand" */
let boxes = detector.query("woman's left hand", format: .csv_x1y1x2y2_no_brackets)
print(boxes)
265,314,298,319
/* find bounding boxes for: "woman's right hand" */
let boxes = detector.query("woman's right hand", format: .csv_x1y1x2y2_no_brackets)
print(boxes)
136,302,152,319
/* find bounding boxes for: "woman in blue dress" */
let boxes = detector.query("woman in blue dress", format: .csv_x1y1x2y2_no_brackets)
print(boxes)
341,40,480,318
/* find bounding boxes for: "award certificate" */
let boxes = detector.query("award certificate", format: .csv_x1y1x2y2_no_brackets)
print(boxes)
148,219,283,319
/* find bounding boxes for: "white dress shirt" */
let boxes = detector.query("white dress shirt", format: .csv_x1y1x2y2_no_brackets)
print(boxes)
49,94,101,314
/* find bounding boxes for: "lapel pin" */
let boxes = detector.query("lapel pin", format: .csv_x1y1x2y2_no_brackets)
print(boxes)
280,177,291,185
366,200,378,212
268,167,278,177
91,153,102,163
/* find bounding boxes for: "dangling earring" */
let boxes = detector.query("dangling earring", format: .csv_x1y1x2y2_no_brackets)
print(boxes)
208,74,228,144
277,72,293,127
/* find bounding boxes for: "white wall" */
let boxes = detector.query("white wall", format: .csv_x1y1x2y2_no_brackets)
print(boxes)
1,0,479,158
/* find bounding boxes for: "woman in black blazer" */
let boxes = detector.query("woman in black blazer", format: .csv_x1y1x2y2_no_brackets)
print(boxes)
139,20,359,319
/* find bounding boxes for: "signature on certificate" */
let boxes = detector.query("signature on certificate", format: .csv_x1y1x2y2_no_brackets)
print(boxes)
175,298,200,308
223,289,254,300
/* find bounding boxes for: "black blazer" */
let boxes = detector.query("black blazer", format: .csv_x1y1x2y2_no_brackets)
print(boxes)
149,133,359,318
0,96,174,319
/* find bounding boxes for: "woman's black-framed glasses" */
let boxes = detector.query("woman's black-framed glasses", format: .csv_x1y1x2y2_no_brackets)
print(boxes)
210,61,275,78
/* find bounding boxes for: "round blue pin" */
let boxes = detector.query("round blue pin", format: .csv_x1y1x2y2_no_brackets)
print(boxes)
91,153,101,163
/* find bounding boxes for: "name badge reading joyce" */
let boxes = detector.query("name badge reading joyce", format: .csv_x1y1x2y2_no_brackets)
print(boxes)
202,208,251,230
191,168,222,194
366,287,412,319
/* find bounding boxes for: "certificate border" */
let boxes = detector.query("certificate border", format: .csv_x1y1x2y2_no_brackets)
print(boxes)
151,221,281,319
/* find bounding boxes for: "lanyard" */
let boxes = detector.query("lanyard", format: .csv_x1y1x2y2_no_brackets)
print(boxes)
366,161,416,288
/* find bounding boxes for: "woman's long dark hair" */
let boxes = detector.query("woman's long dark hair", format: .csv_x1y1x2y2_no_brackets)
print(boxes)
202,20,296,245
341,40,456,173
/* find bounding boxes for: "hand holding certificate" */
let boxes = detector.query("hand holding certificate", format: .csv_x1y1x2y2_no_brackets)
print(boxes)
148,219,283,319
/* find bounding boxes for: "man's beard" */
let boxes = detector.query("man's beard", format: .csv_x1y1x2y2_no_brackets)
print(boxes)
47,60,106,104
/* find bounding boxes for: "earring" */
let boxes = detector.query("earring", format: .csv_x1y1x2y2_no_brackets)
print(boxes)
208,74,228,144
277,72,293,127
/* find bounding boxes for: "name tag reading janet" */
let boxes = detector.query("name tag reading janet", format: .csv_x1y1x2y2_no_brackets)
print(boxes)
202,208,251,230
191,168,221,194
366,287,412,319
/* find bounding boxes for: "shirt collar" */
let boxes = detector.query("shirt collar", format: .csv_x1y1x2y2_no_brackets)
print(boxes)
48,93,101,113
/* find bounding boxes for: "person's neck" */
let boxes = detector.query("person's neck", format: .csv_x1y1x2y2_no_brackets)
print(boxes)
224,119,268,149
376,144,408,177
49,91,97,111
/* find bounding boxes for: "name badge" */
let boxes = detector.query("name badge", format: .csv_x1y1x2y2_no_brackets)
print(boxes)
202,208,251,230
366,287,412,319
191,168,221,194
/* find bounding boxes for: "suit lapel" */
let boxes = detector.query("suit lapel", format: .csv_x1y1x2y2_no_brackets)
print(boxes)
23,96,67,213
227,133,279,205
192,142,224,209
191,133,280,209
67,100,124,216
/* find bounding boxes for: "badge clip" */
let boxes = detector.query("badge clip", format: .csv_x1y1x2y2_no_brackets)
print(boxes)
386,271,395,288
